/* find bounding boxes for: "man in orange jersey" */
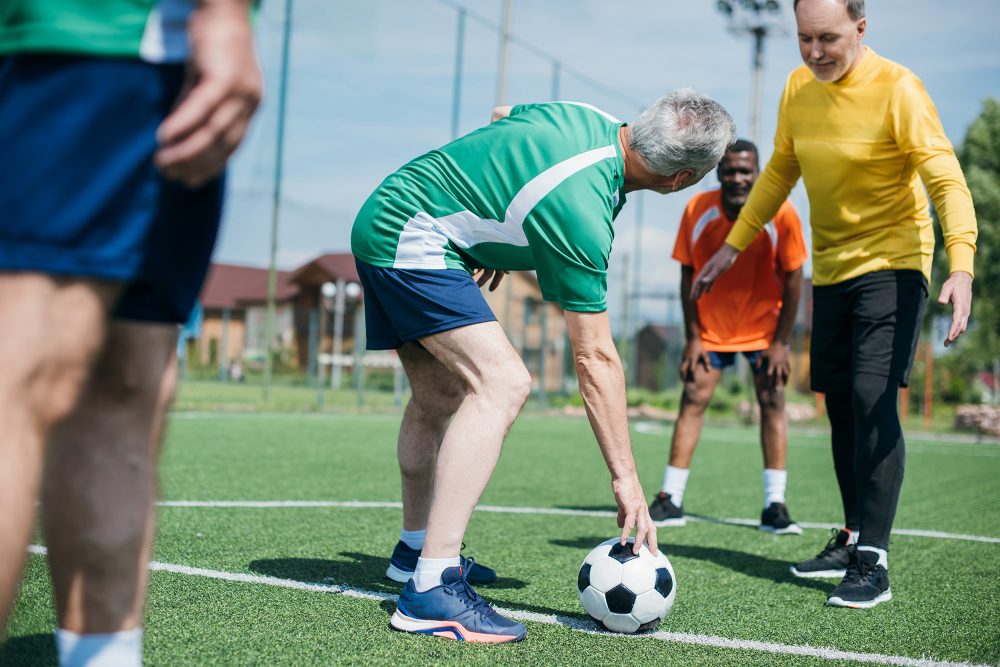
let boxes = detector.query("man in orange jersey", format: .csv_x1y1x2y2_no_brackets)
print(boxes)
649,139,807,535
693,0,977,609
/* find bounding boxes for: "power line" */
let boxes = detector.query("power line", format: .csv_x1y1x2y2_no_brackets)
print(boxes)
430,0,646,111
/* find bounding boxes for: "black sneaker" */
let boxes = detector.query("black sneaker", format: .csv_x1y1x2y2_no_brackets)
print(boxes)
759,502,803,535
826,548,892,609
649,492,685,526
790,528,853,578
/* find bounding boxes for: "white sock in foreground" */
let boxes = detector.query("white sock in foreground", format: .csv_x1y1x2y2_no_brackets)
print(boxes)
56,628,142,667
413,556,461,592
661,465,690,506
400,528,426,551
763,468,787,507
857,545,888,569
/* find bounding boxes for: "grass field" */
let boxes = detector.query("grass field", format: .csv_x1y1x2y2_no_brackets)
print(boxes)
4,409,1000,666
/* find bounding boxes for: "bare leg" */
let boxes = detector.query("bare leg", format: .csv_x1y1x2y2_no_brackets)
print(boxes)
396,343,467,532
667,366,722,469
754,370,788,470
412,322,531,558
0,274,118,630
42,321,178,633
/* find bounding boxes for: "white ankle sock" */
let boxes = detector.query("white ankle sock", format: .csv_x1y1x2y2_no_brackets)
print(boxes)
413,556,461,592
857,546,888,569
661,466,689,505
845,529,859,545
400,528,426,551
763,468,787,507
56,628,142,667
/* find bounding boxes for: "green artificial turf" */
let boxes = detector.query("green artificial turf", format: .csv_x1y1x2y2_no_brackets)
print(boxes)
5,412,999,666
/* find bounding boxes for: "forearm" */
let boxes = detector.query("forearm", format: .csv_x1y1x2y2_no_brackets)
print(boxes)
727,155,800,251
575,350,636,482
917,153,978,276
773,269,802,345
679,267,701,342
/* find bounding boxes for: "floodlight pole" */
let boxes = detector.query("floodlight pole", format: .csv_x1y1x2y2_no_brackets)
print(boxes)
717,0,784,145
263,0,294,401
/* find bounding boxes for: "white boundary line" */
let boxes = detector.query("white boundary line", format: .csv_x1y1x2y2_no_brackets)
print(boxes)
24,545,995,667
156,500,1000,545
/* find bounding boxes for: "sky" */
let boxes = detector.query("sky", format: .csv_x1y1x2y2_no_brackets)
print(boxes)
217,0,1000,330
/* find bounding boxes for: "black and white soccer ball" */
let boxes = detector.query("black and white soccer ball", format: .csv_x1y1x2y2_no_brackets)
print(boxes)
577,537,676,633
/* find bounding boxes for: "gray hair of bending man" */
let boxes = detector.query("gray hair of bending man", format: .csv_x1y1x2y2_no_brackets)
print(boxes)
628,88,737,177
793,0,865,20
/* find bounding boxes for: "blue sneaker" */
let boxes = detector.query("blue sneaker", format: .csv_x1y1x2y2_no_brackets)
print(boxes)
390,565,526,643
386,541,498,585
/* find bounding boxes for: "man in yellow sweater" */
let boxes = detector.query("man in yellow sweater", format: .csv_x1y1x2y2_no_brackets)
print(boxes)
693,0,977,609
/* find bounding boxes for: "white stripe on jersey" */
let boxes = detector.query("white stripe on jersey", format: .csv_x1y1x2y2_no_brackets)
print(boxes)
139,0,195,64
554,102,622,124
393,144,619,269
691,206,720,247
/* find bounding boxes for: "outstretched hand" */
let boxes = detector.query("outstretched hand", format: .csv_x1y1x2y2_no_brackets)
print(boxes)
612,475,658,555
939,271,973,347
691,244,739,300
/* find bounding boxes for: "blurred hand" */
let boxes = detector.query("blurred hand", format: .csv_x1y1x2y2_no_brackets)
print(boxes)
759,341,790,385
939,271,973,347
612,474,658,555
474,268,507,292
679,338,710,383
691,244,739,300
155,2,262,187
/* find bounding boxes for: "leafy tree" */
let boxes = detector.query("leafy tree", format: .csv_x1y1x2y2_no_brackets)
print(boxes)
928,98,1000,402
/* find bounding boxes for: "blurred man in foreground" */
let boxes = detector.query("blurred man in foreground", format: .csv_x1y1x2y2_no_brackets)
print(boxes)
0,1,262,663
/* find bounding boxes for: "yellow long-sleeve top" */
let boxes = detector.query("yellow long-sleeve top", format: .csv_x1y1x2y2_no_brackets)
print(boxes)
726,47,977,286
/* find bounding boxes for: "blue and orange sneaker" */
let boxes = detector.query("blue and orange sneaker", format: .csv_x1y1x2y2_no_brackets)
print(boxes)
390,564,526,643
386,541,497,585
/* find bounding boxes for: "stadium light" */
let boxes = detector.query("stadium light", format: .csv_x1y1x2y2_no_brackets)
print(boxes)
716,0,787,143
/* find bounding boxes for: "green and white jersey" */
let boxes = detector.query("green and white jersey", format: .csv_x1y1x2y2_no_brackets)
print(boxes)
351,102,627,312
0,0,195,62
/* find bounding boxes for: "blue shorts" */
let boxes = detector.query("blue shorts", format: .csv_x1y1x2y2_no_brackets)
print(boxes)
355,260,497,350
0,54,224,324
708,350,768,374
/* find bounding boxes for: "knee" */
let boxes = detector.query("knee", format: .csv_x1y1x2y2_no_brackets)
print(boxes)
91,347,179,412
757,383,786,414
409,380,466,425
680,382,711,413
26,344,102,427
481,364,531,417
851,373,895,419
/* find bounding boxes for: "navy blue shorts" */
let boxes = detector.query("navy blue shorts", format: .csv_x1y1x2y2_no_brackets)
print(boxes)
0,54,224,324
355,259,497,350
708,349,767,374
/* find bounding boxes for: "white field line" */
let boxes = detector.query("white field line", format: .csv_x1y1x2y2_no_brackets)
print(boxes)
157,500,1000,545
24,545,995,667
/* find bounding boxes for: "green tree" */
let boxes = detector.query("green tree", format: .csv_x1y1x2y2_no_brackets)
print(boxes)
931,98,1000,401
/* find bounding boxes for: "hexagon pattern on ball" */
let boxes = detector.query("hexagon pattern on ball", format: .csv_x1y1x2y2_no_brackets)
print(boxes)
577,537,676,634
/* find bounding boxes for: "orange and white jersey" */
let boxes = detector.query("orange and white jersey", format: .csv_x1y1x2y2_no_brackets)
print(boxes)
673,189,807,352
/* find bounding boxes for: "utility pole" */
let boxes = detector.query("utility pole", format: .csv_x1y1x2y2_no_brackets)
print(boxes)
496,0,514,333
716,0,785,144
450,8,466,140
263,0,294,401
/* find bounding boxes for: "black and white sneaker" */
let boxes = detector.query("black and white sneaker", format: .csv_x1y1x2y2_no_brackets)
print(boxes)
826,548,891,609
790,528,853,578
759,502,803,535
649,492,686,526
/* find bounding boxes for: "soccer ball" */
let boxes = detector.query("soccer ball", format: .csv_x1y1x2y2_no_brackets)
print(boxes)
577,537,676,633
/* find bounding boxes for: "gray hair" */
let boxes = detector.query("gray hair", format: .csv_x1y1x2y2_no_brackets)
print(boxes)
628,88,737,177
793,0,865,20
